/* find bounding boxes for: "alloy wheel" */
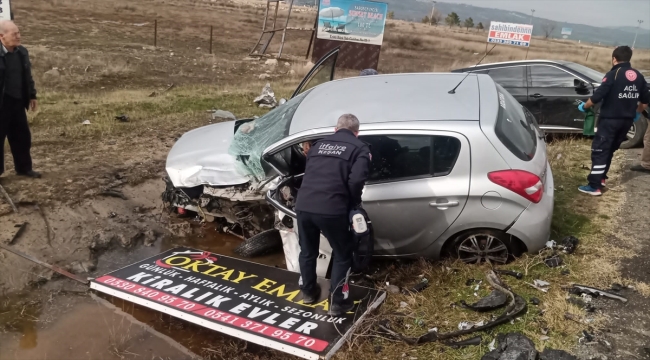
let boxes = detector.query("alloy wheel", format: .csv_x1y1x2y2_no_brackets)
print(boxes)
457,234,509,264
627,123,636,140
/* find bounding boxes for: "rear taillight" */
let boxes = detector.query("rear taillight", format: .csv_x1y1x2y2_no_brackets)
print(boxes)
488,170,543,203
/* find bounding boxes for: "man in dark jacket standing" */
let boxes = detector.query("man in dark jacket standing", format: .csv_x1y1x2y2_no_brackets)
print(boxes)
294,114,371,316
0,20,40,178
578,45,648,196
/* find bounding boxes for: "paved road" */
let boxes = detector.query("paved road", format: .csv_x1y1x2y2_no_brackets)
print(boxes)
576,148,650,360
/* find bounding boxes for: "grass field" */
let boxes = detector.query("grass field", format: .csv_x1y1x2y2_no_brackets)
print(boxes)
3,0,649,358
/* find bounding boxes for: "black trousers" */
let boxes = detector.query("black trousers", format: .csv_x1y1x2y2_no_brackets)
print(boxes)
588,118,633,189
0,96,32,175
297,211,354,305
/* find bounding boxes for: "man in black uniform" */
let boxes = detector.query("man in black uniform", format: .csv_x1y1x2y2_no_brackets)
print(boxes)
0,20,40,179
578,46,649,196
294,114,371,316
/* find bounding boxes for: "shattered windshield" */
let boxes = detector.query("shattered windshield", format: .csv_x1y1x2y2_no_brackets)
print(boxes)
228,90,311,182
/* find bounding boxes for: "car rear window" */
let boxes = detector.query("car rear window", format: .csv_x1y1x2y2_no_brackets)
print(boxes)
494,84,537,161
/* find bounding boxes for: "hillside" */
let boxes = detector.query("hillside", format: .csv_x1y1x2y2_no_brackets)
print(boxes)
296,0,650,48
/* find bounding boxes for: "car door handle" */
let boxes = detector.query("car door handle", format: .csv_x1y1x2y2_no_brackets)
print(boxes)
430,201,459,208
531,93,544,98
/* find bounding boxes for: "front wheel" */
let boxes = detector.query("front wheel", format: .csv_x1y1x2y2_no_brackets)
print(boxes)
620,116,648,149
444,229,523,265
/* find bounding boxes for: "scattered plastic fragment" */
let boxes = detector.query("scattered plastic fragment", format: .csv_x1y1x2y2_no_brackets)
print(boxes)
530,297,540,305
570,284,628,303
461,290,508,312
544,255,563,267
445,336,482,348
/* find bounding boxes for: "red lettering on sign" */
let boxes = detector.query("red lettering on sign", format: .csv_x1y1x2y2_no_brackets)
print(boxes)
489,31,531,42
96,276,329,352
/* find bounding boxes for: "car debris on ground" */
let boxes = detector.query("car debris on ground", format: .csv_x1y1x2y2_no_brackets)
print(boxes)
253,82,277,108
568,284,628,303
481,332,577,360
209,109,237,120
377,270,528,345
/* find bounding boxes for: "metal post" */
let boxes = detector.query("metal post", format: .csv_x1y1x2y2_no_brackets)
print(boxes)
632,20,644,50
525,46,530,60
585,51,589,61
429,1,437,26
154,19,158,48
209,26,213,54
529,9,535,25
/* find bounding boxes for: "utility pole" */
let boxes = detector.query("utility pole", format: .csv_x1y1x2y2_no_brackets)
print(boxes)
632,19,644,50
429,1,437,26
530,9,535,25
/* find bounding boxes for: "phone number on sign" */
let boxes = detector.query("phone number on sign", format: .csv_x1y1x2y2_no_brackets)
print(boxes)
98,276,329,351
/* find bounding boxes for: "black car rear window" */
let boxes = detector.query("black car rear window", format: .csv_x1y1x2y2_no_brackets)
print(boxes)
494,84,537,161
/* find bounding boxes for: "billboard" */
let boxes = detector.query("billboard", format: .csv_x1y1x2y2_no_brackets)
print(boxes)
316,0,388,46
487,21,533,47
0,0,10,20
561,27,572,35
91,247,386,360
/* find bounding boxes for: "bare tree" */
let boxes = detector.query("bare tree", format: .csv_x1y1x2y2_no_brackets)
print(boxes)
541,21,557,39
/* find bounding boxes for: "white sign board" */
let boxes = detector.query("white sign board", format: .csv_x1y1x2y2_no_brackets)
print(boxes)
0,0,10,20
561,27,572,36
487,21,533,47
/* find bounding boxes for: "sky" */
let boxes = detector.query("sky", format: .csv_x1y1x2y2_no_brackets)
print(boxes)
440,0,650,30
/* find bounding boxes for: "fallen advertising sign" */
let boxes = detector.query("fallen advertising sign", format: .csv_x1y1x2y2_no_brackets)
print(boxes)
90,247,386,360
0,0,11,20
487,21,533,47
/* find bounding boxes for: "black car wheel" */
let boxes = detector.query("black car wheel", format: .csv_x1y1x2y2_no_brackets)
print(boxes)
233,229,283,257
447,230,523,265
620,116,648,149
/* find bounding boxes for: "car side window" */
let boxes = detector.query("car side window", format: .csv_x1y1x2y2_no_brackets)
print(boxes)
529,65,578,87
359,135,461,183
486,67,526,87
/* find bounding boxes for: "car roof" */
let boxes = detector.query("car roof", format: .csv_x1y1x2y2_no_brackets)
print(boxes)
289,73,488,135
457,59,572,70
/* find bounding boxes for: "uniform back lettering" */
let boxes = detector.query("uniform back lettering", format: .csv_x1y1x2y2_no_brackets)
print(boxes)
313,142,353,160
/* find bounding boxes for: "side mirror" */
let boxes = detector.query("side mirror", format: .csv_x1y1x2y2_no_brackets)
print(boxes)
574,79,588,88
278,98,287,105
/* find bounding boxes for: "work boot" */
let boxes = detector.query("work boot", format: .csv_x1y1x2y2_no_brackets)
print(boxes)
631,165,650,173
301,287,321,305
328,301,354,316
17,170,41,178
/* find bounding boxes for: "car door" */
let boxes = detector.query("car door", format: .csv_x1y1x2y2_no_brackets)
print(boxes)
290,47,339,99
526,64,594,130
358,130,470,256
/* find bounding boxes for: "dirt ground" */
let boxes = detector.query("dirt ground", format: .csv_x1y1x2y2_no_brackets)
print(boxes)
1,0,650,359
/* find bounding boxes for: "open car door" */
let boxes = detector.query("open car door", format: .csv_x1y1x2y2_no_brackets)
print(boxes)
290,47,340,99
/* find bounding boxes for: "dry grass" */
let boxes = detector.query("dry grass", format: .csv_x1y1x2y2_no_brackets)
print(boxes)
379,20,650,74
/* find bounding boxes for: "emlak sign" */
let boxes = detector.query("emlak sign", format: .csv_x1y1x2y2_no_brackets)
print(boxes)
488,21,533,47
90,248,386,360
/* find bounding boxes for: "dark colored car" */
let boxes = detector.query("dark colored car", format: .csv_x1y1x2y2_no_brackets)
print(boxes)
452,60,650,148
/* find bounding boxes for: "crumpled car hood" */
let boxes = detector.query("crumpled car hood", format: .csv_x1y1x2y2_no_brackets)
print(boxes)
165,121,251,188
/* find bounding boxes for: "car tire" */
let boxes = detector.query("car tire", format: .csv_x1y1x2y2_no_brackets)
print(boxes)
444,229,524,265
620,116,648,149
234,229,283,258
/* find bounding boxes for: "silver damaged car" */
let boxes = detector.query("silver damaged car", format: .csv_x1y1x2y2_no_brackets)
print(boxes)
164,48,554,265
